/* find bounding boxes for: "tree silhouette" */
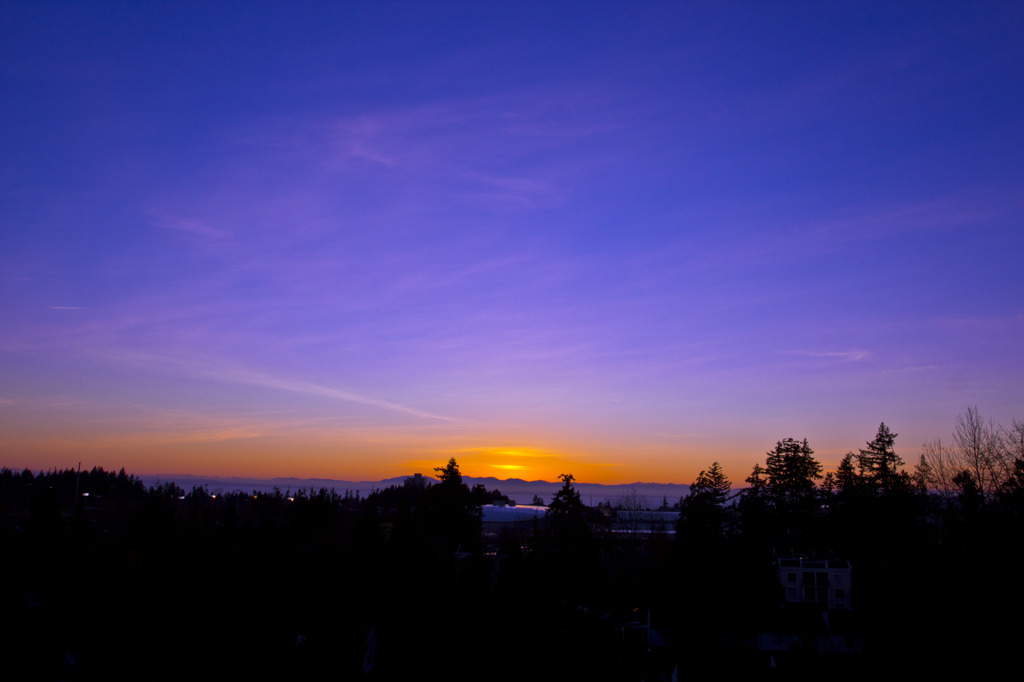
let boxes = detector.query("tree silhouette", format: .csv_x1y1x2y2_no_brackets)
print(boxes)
689,462,730,506
765,437,822,504
546,474,589,544
919,407,1013,499
738,463,771,541
835,452,860,494
954,469,982,514
953,406,1005,498
423,457,482,555
676,462,730,542
858,422,905,493
434,457,464,486
744,462,767,493
547,474,585,518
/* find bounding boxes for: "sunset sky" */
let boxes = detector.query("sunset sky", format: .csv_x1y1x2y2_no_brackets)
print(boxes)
2,2,1022,485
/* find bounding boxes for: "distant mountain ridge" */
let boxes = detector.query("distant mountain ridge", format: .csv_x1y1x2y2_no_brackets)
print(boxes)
138,472,694,507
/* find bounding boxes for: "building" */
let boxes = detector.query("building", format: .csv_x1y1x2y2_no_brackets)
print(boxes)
777,557,852,610
404,473,427,489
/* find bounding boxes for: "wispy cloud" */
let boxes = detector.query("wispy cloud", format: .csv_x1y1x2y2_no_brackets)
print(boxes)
784,349,873,362
2,396,93,409
112,351,457,422
803,194,1019,243
935,313,1024,333
122,424,270,447
329,116,397,167
453,446,552,459
153,214,233,240
880,365,939,374
287,88,629,205
221,370,457,422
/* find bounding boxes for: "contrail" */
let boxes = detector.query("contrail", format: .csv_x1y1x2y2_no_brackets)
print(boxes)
111,350,456,422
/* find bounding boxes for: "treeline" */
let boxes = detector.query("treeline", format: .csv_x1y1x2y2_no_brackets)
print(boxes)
0,459,559,680
670,409,1024,676
2,408,1022,679
677,413,1024,549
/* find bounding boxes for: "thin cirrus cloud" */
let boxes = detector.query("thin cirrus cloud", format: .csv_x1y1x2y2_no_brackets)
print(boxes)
799,194,1019,246
110,351,457,423
154,215,233,241
329,116,398,167
306,90,629,205
783,350,874,363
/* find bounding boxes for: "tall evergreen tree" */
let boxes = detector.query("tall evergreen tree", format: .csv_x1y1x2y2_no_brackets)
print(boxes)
858,422,904,493
835,452,861,494
744,463,767,493
764,437,822,504
911,454,933,494
677,462,731,541
547,473,585,519
424,458,481,554
737,463,770,539
434,457,464,487
687,462,730,507
544,474,592,573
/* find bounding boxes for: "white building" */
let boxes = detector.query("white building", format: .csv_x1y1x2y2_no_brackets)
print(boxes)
777,557,852,610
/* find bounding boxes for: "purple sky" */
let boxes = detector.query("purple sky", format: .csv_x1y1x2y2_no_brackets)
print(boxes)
2,2,1022,484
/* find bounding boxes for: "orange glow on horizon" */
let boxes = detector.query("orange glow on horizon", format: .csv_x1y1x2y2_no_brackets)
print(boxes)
1,412,862,486
3,429,756,485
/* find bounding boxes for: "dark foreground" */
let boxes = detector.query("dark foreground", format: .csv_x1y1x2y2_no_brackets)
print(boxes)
2,458,1022,680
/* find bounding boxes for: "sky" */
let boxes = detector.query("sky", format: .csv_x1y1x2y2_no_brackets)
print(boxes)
1,2,1022,485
